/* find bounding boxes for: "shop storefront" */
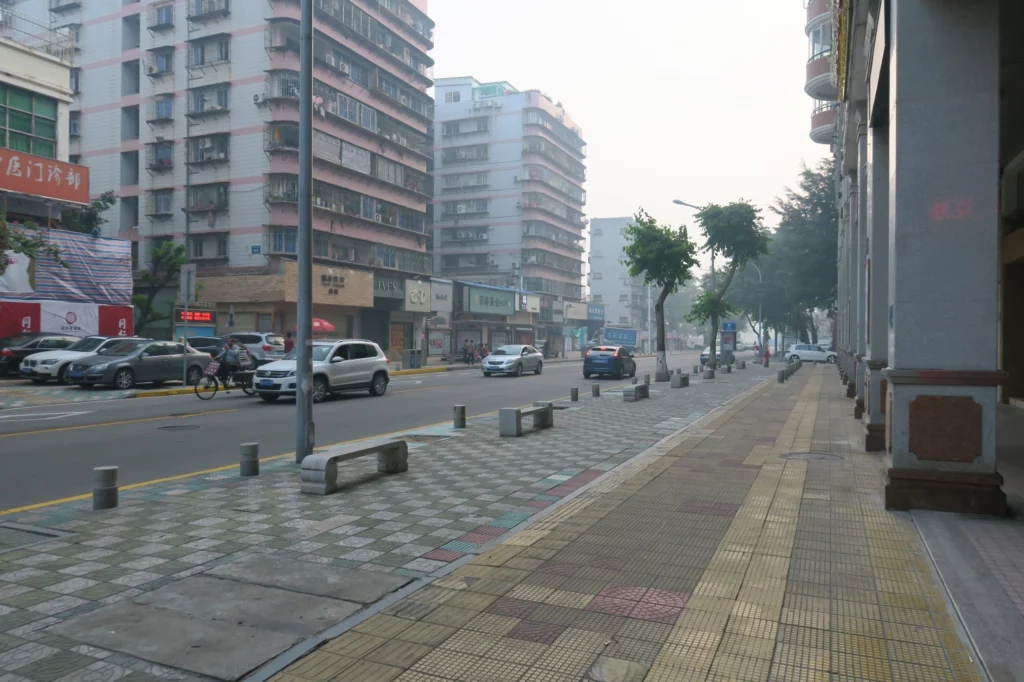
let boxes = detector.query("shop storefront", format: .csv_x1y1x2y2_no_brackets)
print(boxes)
365,275,430,356
427,279,454,359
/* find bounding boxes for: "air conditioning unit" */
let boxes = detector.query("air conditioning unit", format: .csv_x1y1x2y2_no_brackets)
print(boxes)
490,259,498,268
338,62,349,76
372,257,384,266
513,175,520,183
325,53,336,67
516,200,522,209
375,213,383,222
456,205,466,214
198,138,212,149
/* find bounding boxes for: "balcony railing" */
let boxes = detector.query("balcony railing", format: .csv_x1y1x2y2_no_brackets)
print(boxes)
145,51,174,78
373,0,434,44
146,97,174,123
148,4,174,30
267,227,432,276
145,192,174,217
145,143,174,172
187,0,229,21
48,0,80,12
185,184,229,212
264,176,426,234
522,137,586,181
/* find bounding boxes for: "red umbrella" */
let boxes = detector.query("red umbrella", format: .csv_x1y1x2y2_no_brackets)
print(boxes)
294,318,336,333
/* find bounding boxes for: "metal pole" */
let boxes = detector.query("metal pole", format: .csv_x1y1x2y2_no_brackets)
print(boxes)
182,267,190,385
646,284,652,353
295,0,315,463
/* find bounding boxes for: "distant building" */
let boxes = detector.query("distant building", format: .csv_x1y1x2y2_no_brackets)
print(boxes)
432,77,587,353
804,0,837,144
587,216,647,330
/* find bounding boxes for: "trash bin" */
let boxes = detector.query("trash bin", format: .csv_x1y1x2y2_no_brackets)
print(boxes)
402,349,423,370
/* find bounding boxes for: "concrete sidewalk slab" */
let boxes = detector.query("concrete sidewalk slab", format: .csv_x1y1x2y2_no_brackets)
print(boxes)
206,555,409,603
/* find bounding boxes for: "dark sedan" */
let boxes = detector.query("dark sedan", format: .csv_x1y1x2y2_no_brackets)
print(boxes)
69,340,211,389
583,346,637,379
0,333,79,376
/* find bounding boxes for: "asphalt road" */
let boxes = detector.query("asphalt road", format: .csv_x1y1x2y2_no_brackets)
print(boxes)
0,352,711,511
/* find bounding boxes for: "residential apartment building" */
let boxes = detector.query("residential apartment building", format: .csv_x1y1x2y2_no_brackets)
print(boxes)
15,0,436,352
431,77,587,351
587,216,647,329
805,0,837,144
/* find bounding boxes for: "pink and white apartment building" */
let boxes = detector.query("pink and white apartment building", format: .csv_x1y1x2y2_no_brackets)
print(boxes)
17,0,435,347
431,77,587,343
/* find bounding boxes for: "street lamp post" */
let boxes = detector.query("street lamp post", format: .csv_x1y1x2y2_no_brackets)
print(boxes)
295,0,315,463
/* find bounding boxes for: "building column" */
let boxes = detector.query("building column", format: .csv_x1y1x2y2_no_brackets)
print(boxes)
864,123,889,451
844,172,857,398
836,211,847,381
884,0,1005,514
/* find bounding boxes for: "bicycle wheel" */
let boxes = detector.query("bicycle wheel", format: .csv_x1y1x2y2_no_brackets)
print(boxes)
195,375,218,400
240,377,256,396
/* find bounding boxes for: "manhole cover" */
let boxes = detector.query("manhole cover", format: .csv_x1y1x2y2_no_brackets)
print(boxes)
0,524,66,553
782,452,845,462
158,424,200,431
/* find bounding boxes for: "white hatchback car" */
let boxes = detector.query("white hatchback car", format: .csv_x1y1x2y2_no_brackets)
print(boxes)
19,335,149,384
786,343,838,364
253,339,390,403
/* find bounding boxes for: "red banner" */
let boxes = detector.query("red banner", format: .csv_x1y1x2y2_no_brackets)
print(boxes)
0,150,90,205
98,305,133,337
0,301,40,338
0,301,134,339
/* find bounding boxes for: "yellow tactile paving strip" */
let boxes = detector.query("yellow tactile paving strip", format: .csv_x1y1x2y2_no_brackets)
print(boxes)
270,366,982,682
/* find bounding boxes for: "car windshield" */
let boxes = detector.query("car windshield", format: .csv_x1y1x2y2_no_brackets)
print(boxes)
97,340,147,356
282,345,333,362
65,338,106,352
491,346,523,355
265,334,285,346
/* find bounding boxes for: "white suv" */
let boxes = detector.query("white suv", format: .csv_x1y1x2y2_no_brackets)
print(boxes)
253,339,390,403
786,343,838,364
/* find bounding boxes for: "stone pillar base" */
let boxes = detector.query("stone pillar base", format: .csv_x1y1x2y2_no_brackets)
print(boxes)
864,423,885,452
846,382,856,398
854,398,864,420
885,468,1007,516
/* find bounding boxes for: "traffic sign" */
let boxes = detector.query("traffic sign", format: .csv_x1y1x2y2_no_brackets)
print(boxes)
721,322,737,332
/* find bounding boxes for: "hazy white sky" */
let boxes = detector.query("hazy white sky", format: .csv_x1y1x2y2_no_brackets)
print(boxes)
428,0,829,235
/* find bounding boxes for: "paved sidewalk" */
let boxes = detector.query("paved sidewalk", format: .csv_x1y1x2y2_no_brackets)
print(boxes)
268,365,983,682
0,363,769,682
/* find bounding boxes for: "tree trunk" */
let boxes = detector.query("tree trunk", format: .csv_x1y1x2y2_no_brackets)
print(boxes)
655,286,671,381
809,311,819,344
709,312,719,370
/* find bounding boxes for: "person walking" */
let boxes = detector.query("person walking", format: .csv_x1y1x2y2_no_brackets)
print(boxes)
467,340,477,365
462,339,470,364
284,331,295,354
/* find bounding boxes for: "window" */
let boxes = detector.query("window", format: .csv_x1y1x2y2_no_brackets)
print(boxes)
155,4,173,26
190,85,229,114
592,295,603,303
591,272,603,280
591,228,603,236
809,23,832,60
444,91,460,103
619,294,629,302
191,238,204,258
156,96,173,119
69,111,80,136
256,314,272,332
0,84,59,158
70,68,81,93
375,245,396,268
191,38,229,67
273,228,296,253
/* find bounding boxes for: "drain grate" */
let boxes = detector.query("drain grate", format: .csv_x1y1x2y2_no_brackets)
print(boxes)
158,424,200,431
0,524,66,553
782,452,845,462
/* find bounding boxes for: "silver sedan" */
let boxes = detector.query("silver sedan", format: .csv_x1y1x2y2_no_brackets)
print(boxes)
481,345,544,377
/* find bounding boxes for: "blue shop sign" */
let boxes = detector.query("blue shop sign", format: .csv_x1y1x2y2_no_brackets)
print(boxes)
587,304,605,321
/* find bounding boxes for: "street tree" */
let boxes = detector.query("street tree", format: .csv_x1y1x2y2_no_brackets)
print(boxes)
622,208,699,381
61,191,116,236
0,215,65,278
133,240,186,335
687,201,769,368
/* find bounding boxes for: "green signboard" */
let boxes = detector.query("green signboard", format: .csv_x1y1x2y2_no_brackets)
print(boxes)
469,286,515,315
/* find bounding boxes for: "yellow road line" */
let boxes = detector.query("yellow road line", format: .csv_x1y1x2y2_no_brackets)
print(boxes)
0,409,236,439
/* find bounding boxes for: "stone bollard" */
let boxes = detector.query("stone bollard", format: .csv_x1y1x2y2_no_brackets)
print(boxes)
592,383,600,397
570,387,578,402
739,361,746,369
703,369,715,380
763,358,769,368
778,370,786,383
631,377,638,385
240,443,260,477
453,405,466,429
644,374,650,385
93,466,118,510
723,364,731,374
692,365,700,375
676,368,682,375
670,374,689,389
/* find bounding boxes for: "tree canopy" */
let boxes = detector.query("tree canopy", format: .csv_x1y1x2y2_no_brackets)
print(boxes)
133,240,186,335
61,191,116,235
0,215,65,278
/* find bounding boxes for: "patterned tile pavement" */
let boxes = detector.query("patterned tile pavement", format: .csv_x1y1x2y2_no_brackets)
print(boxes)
0,365,771,682
265,365,985,682
963,520,1024,616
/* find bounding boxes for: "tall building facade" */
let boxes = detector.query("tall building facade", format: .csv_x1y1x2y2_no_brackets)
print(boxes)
431,77,587,349
805,0,837,144
15,0,436,351
588,216,647,329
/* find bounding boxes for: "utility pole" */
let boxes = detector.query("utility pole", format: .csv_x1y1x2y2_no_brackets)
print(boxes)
646,284,652,354
295,0,314,463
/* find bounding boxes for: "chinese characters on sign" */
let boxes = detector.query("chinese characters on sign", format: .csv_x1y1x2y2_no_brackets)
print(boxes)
320,273,345,296
0,150,90,205
174,309,217,324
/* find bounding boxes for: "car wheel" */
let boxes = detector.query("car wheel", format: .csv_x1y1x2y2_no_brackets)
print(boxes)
583,371,591,379
827,355,837,364
311,376,328,403
369,372,388,397
612,366,623,380
789,355,800,364
629,364,636,378
535,362,543,375
57,364,70,385
113,368,135,390
483,372,491,377
259,394,279,403
186,367,202,386
515,363,524,377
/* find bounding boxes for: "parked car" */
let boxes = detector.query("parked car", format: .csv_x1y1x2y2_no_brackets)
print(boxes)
225,332,285,367
253,339,389,403
69,340,211,389
482,345,544,377
186,336,253,367
700,346,735,367
583,346,636,379
786,343,838,364
19,335,150,384
0,333,80,377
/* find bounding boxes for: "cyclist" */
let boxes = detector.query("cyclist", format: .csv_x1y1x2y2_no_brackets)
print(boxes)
216,337,242,382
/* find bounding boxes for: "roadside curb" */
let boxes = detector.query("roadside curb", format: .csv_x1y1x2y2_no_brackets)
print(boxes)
134,386,211,398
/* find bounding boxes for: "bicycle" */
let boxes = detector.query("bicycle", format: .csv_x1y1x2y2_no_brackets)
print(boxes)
195,360,256,400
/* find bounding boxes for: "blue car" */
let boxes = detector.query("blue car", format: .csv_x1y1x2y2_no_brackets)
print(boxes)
583,346,637,379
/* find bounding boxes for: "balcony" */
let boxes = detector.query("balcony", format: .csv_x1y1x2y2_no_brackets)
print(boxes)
187,85,229,118
187,0,229,22
372,0,434,47
523,109,586,159
146,96,174,124
805,54,836,100
267,227,432,276
522,137,586,181
145,50,175,78
520,195,587,231
185,183,229,212
521,165,586,205
148,3,174,30
48,0,80,12
806,0,829,25
145,143,174,172
145,191,174,218
187,133,230,165
810,102,837,145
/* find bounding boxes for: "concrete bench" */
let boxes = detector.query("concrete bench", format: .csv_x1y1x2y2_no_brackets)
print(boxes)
670,374,689,388
624,383,649,402
499,402,554,437
300,439,408,495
